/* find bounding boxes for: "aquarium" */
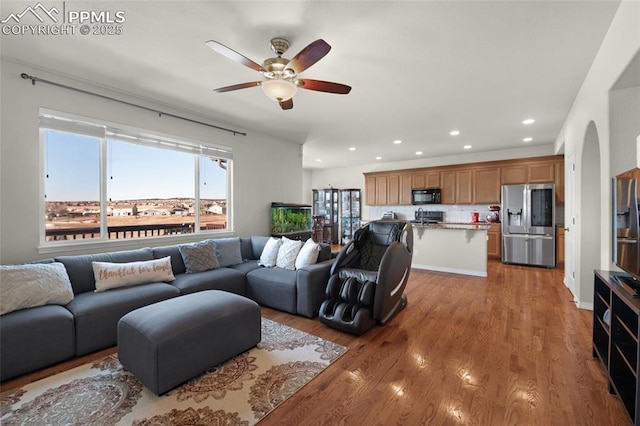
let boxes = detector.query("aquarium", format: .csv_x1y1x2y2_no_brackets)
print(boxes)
271,203,313,238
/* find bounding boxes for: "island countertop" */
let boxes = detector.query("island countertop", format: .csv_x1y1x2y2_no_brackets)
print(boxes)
411,222,492,230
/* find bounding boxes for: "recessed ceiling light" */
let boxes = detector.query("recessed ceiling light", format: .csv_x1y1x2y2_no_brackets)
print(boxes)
463,145,472,150
522,118,535,125
393,140,402,145
523,137,533,142
450,130,460,136
348,147,356,151
375,156,382,160
316,158,322,162
416,151,423,155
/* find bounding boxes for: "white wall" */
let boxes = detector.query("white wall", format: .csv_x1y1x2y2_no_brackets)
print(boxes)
0,60,303,264
553,0,640,307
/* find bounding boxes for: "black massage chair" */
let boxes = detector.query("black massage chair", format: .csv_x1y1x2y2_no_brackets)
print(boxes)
318,220,413,335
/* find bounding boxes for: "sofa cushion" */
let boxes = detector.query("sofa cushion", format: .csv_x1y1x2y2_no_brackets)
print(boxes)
246,267,297,314
250,236,269,260
295,239,321,270
152,245,186,275
258,237,281,267
179,240,220,273
239,237,254,260
92,256,175,292
0,304,75,382
229,259,262,275
276,237,302,270
317,243,332,263
170,267,246,296
0,262,74,315
65,282,180,356
56,248,154,295
213,237,243,267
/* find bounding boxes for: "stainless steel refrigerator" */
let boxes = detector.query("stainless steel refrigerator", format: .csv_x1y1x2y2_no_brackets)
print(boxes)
615,177,639,276
501,183,556,267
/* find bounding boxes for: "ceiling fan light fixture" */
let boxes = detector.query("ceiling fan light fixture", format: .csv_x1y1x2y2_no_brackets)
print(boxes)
261,79,297,101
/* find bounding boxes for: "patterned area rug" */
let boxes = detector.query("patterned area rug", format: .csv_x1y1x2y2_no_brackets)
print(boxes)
0,318,347,425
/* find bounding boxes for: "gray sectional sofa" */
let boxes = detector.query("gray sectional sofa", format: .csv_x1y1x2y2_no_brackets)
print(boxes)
0,236,333,382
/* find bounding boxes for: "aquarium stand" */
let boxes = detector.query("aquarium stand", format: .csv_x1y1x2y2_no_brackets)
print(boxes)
271,231,312,241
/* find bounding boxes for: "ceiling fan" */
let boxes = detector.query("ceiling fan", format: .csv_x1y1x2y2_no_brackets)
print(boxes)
205,37,351,110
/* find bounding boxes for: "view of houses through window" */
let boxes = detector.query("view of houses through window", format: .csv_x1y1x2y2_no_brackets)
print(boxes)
42,113,231,244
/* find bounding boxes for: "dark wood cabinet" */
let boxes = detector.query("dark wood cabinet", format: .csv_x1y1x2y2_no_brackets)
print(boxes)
593,270,640,425
340,189,361,244
313,188,339,244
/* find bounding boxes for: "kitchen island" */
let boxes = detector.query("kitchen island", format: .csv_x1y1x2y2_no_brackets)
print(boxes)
411,223,491,277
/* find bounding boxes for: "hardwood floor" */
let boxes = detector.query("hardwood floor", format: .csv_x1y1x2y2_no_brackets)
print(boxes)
1,261,631,425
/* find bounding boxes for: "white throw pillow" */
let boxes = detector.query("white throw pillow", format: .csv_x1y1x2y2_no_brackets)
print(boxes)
0,262,74,315
258,237,282,268
276,237,303,270
92,256,175,292
295,238,321,269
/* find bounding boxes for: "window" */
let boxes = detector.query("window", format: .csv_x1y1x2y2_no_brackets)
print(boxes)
41,110,232,245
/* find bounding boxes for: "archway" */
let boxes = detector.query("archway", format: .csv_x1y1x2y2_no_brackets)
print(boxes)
577,121,601,306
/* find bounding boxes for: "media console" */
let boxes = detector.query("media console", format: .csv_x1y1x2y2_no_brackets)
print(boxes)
593,270,640,425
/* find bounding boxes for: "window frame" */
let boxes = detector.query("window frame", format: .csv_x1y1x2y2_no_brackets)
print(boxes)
38,108,233,253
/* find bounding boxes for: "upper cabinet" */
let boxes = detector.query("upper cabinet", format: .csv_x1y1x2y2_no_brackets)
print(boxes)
426,171,441,189
455,170,473,204
363,155,564,206
441,171,456,204
501,165,527,185
412,173,426,189
474,167,501,204
528,162,555,183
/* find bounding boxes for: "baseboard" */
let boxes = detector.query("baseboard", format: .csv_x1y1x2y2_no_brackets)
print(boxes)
411,263,487,278
577,301,593,310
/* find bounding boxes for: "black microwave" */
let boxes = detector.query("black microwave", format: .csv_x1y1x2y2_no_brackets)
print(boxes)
412,188,441,205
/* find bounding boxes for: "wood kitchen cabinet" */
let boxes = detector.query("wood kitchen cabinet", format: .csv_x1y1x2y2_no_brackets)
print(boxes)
455,170,473,204
412,173,426,189
487,224,501,260
441,171,456,204
365,176,377,205
363,154,564,206
528,162,555,183
426,171,441,188
400,174,413,205
555,162,565,203
501,165,528,185
387,175,400,205
556,227,565,265
375,175,388,205
473,167,500,204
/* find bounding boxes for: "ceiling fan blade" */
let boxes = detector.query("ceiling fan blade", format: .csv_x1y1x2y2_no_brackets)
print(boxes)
279,98,294,110
285,39,331,74
298,79,351,94
205,40,266,73
213,81,261,93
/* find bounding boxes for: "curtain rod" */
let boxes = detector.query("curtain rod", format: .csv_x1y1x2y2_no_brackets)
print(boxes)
20,73,247,137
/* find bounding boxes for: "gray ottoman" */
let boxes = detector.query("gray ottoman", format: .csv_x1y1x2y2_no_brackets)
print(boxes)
117,290,261,395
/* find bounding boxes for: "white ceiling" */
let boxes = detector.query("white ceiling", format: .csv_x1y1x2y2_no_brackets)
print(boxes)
0,1,621,169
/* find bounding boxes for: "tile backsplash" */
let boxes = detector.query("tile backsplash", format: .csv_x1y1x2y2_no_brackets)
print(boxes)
370,205,499,223
370,204,565,225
